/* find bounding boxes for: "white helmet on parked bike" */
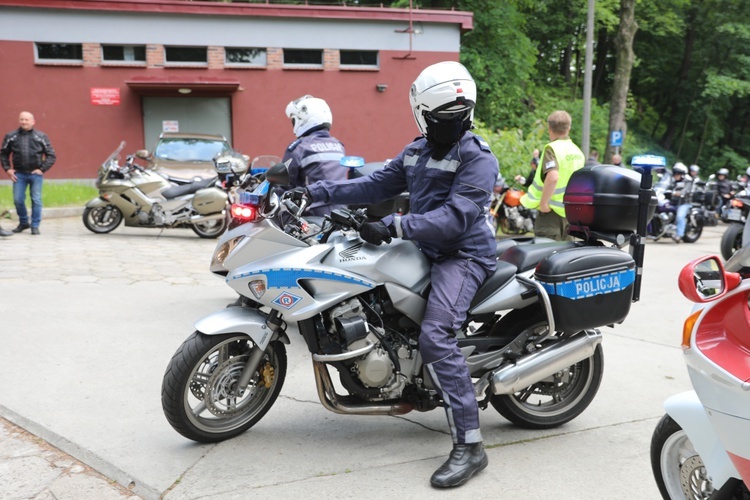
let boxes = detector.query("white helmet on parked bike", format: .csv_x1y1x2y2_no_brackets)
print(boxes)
285,95,333,138
672,162,688,175
409,61,476,145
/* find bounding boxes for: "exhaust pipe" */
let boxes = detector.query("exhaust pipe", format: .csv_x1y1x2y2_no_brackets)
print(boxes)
490,329,602,395
312,361,413,416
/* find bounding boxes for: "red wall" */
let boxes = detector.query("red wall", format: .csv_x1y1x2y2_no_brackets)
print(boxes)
0,41,456,179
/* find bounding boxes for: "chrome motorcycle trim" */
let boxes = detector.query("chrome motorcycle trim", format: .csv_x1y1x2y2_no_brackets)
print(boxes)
311,341,375,362
194,307,289,350
517,275,555,334
312,361,414,415
489,329,602,395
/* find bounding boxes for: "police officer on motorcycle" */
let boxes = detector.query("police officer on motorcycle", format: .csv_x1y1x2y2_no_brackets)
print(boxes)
300,61,498,488
670,163,692,243
283,95,347,216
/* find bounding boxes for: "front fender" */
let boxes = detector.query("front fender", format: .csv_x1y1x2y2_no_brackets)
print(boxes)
664,391,740,487
85,196,110,208
194,307,289,350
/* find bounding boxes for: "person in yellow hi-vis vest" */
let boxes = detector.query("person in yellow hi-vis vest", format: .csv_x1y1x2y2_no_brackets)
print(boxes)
520,110,585,241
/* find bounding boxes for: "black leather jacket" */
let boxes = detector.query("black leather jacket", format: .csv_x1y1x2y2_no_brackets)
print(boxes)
1,128,56,173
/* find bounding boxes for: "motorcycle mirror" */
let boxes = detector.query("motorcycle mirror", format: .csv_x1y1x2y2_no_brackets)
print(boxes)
678,255,740,302
340,156,365,168
265,162,291,186
135,149,149,160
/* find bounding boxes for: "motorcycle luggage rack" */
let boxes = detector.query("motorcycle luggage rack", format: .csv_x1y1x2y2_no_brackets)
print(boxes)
568,224,633,249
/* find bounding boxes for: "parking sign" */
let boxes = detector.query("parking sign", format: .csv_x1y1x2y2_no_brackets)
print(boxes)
610,130,623,147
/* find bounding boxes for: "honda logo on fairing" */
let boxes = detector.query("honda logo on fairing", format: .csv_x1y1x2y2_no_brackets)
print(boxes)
339,243,366,262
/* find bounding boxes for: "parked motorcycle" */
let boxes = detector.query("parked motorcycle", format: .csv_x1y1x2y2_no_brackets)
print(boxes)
160,158,658,444
719,189,750,261
490,176,535,235
650,249,750,499
83,142,229,238
647,169,704,243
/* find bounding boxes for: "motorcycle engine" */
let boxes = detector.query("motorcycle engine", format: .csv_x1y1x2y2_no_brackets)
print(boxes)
327,298,419,395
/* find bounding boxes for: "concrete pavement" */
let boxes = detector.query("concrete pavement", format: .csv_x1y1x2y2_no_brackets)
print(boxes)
0,214,728,499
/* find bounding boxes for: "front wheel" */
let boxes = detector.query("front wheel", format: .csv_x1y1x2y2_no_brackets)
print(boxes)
651,414,714,499
681,212,703,243
82,205,123,234
191,216,227,238
489,310,604,429
161,331,287,443
721,223,744,261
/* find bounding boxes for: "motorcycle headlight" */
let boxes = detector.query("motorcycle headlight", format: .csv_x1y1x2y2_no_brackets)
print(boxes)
210,235,245,275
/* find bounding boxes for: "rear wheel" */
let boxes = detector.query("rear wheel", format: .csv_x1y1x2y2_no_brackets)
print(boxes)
191,216,227,238
489,309,604,429
82,205,123,234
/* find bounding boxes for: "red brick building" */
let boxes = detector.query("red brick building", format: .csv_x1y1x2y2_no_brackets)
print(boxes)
0,0,472,179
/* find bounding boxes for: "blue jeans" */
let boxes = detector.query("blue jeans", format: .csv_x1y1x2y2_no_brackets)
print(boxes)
675,203,691,238
13,172,43,227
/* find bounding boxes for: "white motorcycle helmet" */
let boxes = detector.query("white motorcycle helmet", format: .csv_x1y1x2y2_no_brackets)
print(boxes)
285,95,333,138
409,61,476,145
673,162,688,175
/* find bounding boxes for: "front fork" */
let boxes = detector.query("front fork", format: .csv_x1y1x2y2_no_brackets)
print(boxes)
235,310,285,393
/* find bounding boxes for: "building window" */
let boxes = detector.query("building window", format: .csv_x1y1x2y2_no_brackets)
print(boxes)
283,49,323,68
36,43,82,62
225,47,267,67
102,45,146,63
165,46,207,66
340,50,379,68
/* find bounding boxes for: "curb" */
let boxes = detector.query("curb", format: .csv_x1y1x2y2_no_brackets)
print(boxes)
2,206,84,221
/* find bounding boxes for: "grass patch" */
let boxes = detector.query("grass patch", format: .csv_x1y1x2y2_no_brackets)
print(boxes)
0,182,97,214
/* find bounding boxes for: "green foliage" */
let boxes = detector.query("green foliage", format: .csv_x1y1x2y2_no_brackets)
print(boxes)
0,183,97,213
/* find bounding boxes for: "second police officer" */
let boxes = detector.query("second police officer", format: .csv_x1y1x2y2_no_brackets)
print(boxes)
283,95,347,216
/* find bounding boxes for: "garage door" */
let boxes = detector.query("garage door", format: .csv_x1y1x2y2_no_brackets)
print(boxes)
142,97,232,150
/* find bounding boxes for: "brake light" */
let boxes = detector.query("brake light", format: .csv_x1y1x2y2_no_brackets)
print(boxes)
230,203,258,222
682,309,703,350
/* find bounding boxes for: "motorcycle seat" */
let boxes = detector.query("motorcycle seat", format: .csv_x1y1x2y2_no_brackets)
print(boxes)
161,177,218,200
499,241,576,272
471,261,518,308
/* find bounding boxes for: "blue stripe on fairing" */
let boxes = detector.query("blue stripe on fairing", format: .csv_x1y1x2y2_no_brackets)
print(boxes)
231,268,374,289
539,268,635,300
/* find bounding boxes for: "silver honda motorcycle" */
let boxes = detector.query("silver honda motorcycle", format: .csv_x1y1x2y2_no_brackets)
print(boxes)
161,160,657,443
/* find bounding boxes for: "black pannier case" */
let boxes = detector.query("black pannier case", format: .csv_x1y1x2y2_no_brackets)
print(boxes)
535,246,636,332
564,164,656,234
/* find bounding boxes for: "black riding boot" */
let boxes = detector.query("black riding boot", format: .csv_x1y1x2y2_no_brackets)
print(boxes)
430,442,488,488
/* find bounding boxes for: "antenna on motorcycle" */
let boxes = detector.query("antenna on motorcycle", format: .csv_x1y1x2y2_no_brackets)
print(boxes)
630,154,666,302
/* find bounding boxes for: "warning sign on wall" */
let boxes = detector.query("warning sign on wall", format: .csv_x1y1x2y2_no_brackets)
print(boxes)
90,88,120,106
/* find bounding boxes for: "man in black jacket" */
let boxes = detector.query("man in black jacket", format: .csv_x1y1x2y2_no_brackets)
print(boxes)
1,111,56,235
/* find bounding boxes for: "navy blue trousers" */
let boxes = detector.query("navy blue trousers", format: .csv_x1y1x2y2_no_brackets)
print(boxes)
420,256,492,445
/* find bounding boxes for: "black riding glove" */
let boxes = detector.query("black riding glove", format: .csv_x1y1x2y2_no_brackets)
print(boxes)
289,186,310,203
360,221,392,246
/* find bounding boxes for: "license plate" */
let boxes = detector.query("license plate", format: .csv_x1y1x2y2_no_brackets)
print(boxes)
726,209,743,221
